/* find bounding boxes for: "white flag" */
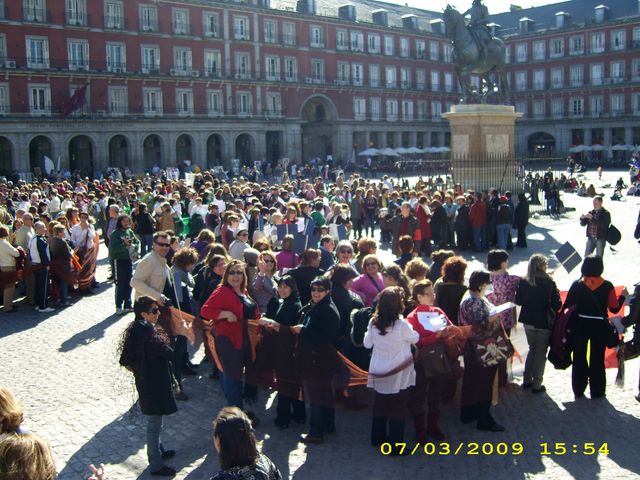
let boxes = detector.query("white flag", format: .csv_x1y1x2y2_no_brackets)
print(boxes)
44,156,54,174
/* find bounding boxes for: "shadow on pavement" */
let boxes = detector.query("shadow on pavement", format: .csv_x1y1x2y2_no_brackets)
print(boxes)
58,313,122,352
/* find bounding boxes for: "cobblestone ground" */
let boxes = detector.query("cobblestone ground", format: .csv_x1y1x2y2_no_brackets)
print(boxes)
1,170,639,480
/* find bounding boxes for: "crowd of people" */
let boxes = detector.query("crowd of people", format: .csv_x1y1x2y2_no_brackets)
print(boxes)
0,168,638,478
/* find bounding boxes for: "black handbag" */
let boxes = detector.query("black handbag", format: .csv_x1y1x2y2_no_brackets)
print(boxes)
546,282,558,329
419,342,451,378
468,320,514,368
606,224,621,245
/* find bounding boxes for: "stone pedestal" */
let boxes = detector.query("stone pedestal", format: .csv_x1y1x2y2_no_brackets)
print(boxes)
442,104,523,192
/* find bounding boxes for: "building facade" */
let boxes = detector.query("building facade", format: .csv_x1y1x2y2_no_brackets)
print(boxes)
0,0,638,176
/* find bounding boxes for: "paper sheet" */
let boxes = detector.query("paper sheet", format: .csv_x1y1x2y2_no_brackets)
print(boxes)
417,311,447,332
489,302,516,317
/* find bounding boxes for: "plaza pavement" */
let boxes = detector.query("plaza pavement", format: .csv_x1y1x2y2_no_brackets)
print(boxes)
1,170,639,480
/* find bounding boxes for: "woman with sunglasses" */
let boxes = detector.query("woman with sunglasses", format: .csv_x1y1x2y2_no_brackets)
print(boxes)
351,254,384,308
201,260,260,416
118,296,179,477
329,240,358,275
290,276,341,445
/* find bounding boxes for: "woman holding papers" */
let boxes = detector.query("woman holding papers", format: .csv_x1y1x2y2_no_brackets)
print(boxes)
459,271,506,432
406,280,453,442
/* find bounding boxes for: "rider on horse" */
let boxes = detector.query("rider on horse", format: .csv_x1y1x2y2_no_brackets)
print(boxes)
464,0,491,57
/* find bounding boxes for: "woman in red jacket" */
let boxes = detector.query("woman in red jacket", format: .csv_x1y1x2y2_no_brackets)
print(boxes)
406,280,452,442
201,260,260,412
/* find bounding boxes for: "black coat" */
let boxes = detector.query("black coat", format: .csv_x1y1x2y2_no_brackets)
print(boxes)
286,265,323,305
331,286,365,339
515,276,562,330
119,320,177,416
514,200,529,228
299,295,340,345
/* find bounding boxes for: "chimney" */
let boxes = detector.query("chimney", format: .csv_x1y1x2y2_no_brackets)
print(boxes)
430,19,445,34
510,5,522,12
594,4,609,23
402,14,418,30
338,4,356,22
555,11,570,28
519,17,534,33
372,9,388,27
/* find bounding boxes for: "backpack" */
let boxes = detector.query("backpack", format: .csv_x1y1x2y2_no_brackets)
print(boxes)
350,306,372,347
548,304,577,370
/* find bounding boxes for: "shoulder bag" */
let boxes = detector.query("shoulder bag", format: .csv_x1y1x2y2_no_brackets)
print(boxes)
468,319,514,368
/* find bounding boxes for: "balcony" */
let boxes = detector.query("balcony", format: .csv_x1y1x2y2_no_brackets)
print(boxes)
204,28,220,38
69,61,89,71
106,62,127,74
204,69,222,78
104,16,126,30
310,41,325,49
172,22,191,35
234,28,251,41
23,8,49,22
65,12,89,27
139,20,160,33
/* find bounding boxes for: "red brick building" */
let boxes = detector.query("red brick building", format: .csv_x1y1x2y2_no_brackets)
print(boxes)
0,0,638,176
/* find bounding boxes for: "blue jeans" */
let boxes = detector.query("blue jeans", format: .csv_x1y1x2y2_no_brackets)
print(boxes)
146,414,166,471
139,234,154,256
585,237,606,258
496,224,510,250
115,259,133,309
58,279,68,305
472,226,486,251
216,336,244,408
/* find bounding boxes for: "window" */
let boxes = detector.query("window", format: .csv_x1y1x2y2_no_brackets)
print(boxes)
504,46,511,64
23,0,46,22
0,84,8,115
400,67,410,89
570,97,583,117
431,101,442,119
207,90,223,117
386,99,398,121
400,38,410,58
310,26,324,48
203,12,219,37
235,53,250,79
26,37,49,69
533,70,545,90
370,98,380,121
385,66,396,88
105,1,123,29
141,45,160,73
590,32,604,53
0,35,5,63
350,32,364,52
570,36,584,55
108,86,127,115
172,8,189,35
516,43,527,62
590,96,603,117
570,65,583,87
611,61,625,83
284,57,297,81
431,71,440,92
444,72,453,92
204,50,221,77
234,16,250,40
176,89,193,116
417,100,427,120
368,34,380,54
353,97,365,121
515,71,527,91
143,87,162,116
66,0,87,26
311,59,324,82
632,59,640,80
369,65,379,88
67,40,89,71
337,62,349,84
266,92,281,116
515,101,527,117
633,93,640,115
415,40,425,59
443,44,453,63
140,5,158,32
551,98,563,118
402,100,413,121
236,92,252,115
612,30,626,51
29,84,51,115
264,20,277,43
265,55,280,81
590,63,603,86
384,36,394,56
533,100,545,119
352,63,362,86
283,23,295,46
533,41,545,60
173,47,192,74
550,38,564,58
429,41,439,61
416,69,426,89
551,67,563,88
336,30,347,50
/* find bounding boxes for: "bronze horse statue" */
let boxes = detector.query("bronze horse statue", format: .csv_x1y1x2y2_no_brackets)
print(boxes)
443,5,509,101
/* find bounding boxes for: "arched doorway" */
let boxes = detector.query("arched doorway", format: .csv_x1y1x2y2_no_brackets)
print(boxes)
68,135,94,174
29,135,52,174
0,136,13,174
206,134,224,168
108,135,129,168
143,134,163,171
176,134,193,164
300,95,339,162
527,132,556,156
235,134,254,166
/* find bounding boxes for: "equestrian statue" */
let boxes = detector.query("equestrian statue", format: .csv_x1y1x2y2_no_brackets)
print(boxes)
443,1,509,102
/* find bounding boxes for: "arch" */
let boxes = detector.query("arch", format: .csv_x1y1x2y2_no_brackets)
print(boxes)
206,134,224,168
68,135,95,175
176,134,194,164
527,131,556,156
299,94,339,122
108,134,130,168
0,136,13,174
143,134,164,171
235,133,255,166
29,135,52,173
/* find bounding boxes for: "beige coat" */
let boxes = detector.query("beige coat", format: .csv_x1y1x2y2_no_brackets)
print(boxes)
130,251,171,301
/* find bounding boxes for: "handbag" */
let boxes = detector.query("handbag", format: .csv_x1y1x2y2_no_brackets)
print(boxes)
419,342,451,378
606,224,621,245
468,320,514,368
546,282,558,329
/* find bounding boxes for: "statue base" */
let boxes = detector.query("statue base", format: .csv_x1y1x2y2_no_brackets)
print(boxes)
442,104,523,193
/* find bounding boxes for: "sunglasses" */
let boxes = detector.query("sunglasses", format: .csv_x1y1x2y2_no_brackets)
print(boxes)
147,307,160,314
155,242,170,247
338,249,352,254
238,232,249,237
228,270,244,276
310,287,326,292
263,258,275,263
